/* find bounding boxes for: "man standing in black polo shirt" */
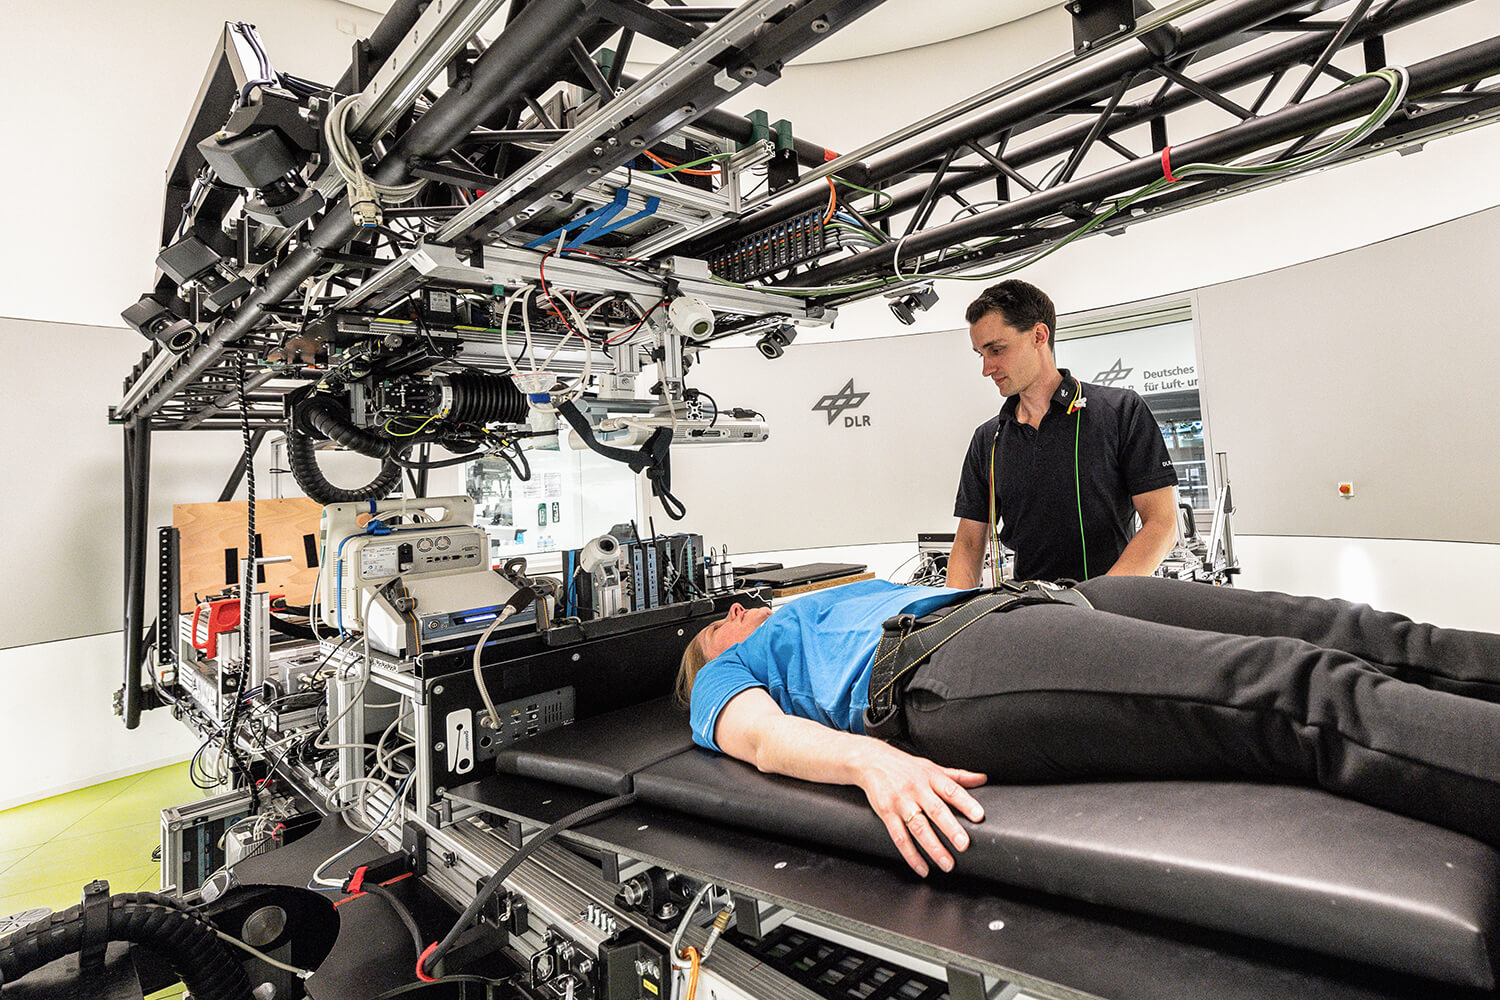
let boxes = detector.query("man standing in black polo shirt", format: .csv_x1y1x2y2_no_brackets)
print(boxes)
947,281,1179,585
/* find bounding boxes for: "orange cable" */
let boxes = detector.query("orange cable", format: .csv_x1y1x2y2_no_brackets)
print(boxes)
679,947,702,1000
643,150,721,176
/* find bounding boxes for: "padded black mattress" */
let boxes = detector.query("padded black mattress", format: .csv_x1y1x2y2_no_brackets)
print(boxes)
497,697,1500,991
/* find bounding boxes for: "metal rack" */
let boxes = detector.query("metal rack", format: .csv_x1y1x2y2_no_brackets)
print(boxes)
113,0,1500,729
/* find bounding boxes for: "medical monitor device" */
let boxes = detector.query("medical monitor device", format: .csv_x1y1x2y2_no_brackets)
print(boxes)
318,495,528,656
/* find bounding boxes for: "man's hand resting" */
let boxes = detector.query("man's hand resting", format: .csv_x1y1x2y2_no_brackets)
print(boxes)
714,687,987,878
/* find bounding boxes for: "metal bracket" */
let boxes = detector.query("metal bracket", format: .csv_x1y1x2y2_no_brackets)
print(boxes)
729,894,788,940
1067,0,1138,54
79,879,113,970
947,966,1015,1000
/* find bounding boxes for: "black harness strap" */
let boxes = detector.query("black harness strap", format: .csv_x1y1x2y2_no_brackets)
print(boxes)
863,581,1092,741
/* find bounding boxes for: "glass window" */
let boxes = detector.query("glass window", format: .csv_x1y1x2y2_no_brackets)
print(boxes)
464,422,640,560
1055,312,1211,509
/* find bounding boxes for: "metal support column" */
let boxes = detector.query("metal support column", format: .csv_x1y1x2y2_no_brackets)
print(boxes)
121,417,153,729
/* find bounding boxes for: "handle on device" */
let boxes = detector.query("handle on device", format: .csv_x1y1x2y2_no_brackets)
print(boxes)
191,598,240,659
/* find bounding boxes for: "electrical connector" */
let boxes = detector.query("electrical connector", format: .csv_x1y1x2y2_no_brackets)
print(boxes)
350,196,381,228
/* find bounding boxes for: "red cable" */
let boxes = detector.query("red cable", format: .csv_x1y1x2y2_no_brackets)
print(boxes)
334,871,416,908
1161,145,1179,183
536,247,665,346
604,299,668,345
536,249,580,339
416,942,440,982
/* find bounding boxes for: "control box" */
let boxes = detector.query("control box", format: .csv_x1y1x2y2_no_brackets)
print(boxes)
318,496,532,654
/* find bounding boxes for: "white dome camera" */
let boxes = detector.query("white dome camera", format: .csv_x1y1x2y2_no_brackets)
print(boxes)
579,534,622,573
668,295,715,340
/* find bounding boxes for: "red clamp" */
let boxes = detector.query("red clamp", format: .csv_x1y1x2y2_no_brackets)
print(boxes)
345,865,368,896
1161,145,1180,183
191,598,241,660
191,592,287,659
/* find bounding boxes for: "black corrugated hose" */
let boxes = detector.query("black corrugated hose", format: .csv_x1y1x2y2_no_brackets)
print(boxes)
0,891,254,999
287,396,404,503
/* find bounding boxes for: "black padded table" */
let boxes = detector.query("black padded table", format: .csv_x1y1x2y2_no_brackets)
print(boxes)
456,697,1500,999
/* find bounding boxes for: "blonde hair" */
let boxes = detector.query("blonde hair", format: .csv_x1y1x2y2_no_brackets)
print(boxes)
674,627,713,707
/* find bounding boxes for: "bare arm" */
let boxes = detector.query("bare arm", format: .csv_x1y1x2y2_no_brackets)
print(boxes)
946,518,989,589
1105,485,1178,576
714,687,987,877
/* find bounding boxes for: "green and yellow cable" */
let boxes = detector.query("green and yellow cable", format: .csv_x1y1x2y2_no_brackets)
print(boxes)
384,413,442,437
640,151,738,175
832,175,894,214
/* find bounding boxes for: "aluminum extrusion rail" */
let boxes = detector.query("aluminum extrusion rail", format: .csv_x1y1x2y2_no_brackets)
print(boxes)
410,814,830,1000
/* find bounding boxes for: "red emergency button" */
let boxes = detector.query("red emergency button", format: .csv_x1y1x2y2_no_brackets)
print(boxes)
1338,482,1354,497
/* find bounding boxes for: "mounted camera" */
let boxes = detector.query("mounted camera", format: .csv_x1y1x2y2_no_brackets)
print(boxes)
156,235,253,315
888,284,939,326
668,295,716,340
756,325,797,360
121,295,200,353
196,90,324,228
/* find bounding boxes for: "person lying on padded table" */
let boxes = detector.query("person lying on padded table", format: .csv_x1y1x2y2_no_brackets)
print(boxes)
676,577,1500,877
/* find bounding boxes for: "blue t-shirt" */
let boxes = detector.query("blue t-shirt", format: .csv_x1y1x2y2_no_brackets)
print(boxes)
689,580,971,752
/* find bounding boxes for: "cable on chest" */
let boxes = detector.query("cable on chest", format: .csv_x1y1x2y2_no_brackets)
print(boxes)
988,379,1090,581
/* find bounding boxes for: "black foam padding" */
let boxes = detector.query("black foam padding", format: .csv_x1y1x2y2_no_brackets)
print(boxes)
634,751,1500,989
737,563,866,587
495,698,694,795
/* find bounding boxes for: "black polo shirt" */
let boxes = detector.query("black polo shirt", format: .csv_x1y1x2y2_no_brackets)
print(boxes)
953,369,1178,581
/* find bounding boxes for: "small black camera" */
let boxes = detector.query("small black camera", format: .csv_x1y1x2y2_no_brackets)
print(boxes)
757,325,797,360
888,285,939,326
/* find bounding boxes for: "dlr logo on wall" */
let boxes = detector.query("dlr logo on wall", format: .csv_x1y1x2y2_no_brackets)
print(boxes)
812,379,872,428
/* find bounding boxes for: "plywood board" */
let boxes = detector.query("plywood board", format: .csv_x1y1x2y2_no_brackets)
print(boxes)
174,498,323,612
771,572,875,598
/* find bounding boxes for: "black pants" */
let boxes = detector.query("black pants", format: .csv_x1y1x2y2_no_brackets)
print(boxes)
901,576,1500,846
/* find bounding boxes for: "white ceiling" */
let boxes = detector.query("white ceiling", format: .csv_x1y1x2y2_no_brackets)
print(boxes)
336,0,1060,64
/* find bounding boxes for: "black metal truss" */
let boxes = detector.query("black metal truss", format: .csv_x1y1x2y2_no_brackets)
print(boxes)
118,0,1500,433
683,0,1498,294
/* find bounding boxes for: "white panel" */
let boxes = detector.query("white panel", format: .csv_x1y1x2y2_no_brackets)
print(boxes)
663,329,1001,553
0,318,240,649
1194,205,1500,543
0,632,200,811
3,0,381,327
1232,535,1500,633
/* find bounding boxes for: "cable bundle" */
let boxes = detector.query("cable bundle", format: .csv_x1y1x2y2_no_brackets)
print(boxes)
323,94,428,227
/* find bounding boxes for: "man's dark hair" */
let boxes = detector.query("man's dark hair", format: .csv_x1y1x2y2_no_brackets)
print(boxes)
965,280,1057,350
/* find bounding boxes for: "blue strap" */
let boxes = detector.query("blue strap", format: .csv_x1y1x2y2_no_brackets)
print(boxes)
524,187,661,250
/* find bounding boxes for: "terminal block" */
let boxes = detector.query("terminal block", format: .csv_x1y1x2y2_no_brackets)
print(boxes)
707,209,841,283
